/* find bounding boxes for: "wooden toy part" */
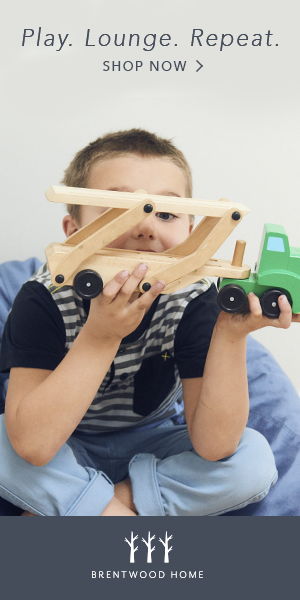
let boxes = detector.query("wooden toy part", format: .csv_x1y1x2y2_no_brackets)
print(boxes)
231,240,246,267
64,208,126,247
138,205,247,293
51,199,155,285
45,186,251,296
45,186,250,218
158,259,251,294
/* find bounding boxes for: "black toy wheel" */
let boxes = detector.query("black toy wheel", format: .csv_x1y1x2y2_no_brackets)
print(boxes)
217,284,248,313
73,270,103,299
260,289,291,319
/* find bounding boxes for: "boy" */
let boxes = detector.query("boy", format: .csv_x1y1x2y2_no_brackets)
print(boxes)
0,129,297,516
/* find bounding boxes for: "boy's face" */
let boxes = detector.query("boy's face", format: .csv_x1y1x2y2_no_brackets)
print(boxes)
63,154,193,253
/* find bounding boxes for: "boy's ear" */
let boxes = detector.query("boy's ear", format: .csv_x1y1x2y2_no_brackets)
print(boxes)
62,215,79,238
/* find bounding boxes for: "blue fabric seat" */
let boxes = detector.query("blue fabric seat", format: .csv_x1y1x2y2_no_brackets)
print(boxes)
0,258,299,516
0,258,42,415
0,258,42,516
225,336,300,516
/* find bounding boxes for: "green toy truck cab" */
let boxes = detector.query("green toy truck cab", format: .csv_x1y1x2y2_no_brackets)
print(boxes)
218,224,300,317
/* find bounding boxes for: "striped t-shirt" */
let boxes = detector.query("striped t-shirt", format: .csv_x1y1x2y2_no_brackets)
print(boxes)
0,263,220,432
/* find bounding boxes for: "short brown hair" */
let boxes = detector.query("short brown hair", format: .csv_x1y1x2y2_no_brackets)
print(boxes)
61,128,193,223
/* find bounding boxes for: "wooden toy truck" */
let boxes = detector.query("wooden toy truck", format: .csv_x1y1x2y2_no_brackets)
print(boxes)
45,186,251,299
218,224,300,317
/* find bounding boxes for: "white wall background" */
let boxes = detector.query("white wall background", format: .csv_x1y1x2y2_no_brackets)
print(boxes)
1,0,299,390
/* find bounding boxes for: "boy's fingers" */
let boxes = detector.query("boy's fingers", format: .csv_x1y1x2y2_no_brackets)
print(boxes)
113,263,149,302
101,264,149,305
135,280,166,310
247,293,263,318
248,293,293,330
101,270,130,302
276,295,292,329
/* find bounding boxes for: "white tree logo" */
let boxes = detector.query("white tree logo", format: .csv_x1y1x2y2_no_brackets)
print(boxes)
124,531,173,563
124,532,139,563
142,532,156,563
159,532,173,563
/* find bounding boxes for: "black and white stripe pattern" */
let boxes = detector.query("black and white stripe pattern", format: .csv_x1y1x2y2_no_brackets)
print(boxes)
31,264,210,432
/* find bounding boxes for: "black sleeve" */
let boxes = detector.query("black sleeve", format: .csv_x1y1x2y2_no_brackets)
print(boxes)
0,281,66,373
174,283,221,379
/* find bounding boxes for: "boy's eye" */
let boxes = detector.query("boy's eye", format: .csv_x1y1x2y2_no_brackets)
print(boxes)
156,212,177,221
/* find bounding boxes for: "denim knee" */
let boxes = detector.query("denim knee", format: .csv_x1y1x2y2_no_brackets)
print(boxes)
0,414,14,477
230,427,278,501
0,414,115,516
129,427,277,516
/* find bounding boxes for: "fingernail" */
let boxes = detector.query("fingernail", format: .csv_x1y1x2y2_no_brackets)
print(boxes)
248,292,254,297
280,295,288,302
139,263,148,271
121,270,130,277
156,280,166,290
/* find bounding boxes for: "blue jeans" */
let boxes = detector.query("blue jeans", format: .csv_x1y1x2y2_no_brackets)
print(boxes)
0,415,277,516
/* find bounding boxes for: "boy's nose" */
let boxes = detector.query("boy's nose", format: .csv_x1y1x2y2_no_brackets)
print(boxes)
132,215,157,238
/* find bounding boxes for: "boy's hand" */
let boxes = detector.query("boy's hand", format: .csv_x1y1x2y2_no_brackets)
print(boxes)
217,293,300,340
84,264,165,344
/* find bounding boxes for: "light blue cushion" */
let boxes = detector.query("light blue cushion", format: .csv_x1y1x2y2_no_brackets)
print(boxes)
224,335,300,516
0,258,42,413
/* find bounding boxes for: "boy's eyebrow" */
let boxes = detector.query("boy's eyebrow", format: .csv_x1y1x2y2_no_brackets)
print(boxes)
105,187,182,198
160,191,182,198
